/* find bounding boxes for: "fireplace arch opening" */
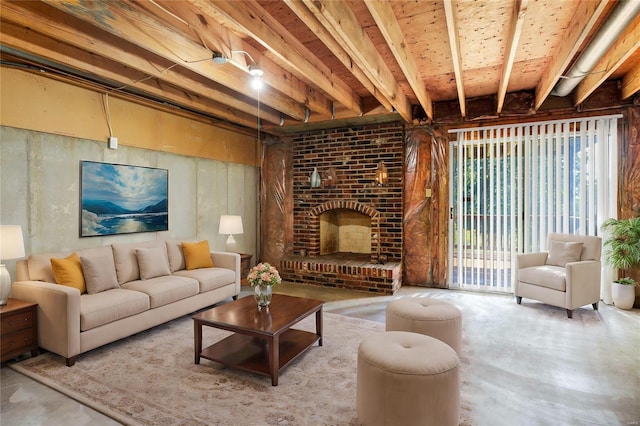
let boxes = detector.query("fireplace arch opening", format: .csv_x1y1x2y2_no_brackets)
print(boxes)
320,209,371,255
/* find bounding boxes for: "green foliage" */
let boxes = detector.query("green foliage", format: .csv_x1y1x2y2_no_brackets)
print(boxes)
614,277,637,286
602,217,640,277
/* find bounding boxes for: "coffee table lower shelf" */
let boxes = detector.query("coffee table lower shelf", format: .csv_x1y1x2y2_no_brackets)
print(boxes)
199,329,319,380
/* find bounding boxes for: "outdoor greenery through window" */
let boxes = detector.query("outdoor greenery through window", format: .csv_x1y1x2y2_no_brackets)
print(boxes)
448,115,620,292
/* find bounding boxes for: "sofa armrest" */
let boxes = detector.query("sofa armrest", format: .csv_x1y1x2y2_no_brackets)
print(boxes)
566,260,601,308
516,252,548,269
210,251,241,290
10,280,81,361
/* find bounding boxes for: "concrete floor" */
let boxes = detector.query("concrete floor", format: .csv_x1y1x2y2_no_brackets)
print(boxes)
1,284,639,425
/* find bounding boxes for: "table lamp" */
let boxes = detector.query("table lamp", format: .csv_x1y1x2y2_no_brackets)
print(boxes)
0,225,26,306
218,215,243,252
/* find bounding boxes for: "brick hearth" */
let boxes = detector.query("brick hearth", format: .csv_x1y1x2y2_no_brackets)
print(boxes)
280,254,401,294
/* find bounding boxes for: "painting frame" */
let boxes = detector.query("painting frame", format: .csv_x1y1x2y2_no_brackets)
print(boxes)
80,161,169,237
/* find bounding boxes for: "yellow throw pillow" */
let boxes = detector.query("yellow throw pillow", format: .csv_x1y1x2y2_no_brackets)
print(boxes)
181,240,214,270
50,252,86,294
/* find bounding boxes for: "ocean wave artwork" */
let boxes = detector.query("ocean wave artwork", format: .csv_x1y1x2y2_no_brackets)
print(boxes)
81,161,168,236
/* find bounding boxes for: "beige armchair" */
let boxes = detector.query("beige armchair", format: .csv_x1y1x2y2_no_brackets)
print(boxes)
515,233,602,318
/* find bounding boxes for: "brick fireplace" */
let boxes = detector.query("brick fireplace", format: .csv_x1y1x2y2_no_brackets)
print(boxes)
278,122,404,294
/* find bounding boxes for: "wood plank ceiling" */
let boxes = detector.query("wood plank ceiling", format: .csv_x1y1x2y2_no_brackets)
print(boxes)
1,0,639,136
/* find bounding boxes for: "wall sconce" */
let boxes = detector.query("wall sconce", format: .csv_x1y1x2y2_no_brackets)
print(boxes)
325,167,338,187
219,215,244,252
375,161,388,186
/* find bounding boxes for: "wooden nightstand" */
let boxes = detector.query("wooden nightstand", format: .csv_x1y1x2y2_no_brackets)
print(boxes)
239,253,253,285
1,298,38,363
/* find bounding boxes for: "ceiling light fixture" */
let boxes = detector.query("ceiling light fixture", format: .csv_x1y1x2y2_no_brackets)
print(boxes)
248,64,264,77
211,49,263,90
251,76,263,91
211,51,228,64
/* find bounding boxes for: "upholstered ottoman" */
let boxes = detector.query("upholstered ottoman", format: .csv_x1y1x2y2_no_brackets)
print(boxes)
357,331,460,426
386,298,462,353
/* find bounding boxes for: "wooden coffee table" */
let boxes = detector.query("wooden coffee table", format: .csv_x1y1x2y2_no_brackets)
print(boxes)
193,294,323,386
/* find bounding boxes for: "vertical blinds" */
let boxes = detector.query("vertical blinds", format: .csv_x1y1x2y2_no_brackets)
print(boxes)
448,115,619,292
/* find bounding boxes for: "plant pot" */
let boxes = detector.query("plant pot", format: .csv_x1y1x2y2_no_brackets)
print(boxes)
611,282,636,310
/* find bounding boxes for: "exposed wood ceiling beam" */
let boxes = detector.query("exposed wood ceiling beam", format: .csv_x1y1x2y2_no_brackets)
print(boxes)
144,0,334,119
443,0,466,118
189,0,363,118
0,20,263,130
282,0,393,114
365,0,433,120
534,0,610,109
0,1,282,127
497,0,528,113
574,14,640,105
41,0,308,123
300,0,411,122
622,62,640,100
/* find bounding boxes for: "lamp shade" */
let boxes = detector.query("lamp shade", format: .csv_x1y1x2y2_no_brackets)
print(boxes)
0,225,25,260
218,215,244,235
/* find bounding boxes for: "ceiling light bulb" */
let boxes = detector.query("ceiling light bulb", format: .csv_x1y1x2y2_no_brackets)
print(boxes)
248,64,263,77
212,51,228,64
251,76,263,91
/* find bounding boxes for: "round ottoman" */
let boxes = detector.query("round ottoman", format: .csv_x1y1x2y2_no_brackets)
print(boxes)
357,331,460,426
386,298,462,353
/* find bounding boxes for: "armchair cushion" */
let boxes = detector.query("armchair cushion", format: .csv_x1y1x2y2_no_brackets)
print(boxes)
546,241,583,267
518,265,567,292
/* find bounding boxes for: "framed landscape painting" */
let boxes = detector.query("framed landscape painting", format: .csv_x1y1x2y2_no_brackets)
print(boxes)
80,161,168,237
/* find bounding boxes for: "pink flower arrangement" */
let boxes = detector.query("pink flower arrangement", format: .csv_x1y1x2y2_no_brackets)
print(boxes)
247,262,282,287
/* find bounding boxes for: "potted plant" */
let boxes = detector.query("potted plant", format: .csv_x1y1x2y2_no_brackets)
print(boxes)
601,217,640,310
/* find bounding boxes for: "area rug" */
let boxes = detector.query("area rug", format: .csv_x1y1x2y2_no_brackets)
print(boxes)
11,312,471,425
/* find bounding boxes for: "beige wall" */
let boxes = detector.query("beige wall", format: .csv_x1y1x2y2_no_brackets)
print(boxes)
0,67,259,166
0,68,260,278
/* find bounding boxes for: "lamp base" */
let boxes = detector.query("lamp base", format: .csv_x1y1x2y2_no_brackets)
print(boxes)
0,264,11,306
225,235,238,252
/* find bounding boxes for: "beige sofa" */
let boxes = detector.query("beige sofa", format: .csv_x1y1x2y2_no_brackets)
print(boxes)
11,239,240,366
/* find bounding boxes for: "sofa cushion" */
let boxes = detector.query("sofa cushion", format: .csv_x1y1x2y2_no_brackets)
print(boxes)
50,252,86,294
174,267,236,293
166,240,187,273
80,289,150,331
112,240,168,285
120,275,199,308
518,265,567,292
546,240,583,267
27,251,71,282
79,247,120,295
136,247,171,280
182,240,214,270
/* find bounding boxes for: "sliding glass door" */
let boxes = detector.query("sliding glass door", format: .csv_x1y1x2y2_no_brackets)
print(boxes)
448,116,619,292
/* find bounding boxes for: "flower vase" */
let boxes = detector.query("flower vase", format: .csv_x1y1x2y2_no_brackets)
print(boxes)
254,284,272,307
311,167,321,188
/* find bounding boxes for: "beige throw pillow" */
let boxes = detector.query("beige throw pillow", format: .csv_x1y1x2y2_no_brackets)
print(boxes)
80,252,120,295
546,240,583,267
136,247,171,280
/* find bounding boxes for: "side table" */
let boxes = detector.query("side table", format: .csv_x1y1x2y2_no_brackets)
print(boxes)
239,253,253,284
1,298,38,363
